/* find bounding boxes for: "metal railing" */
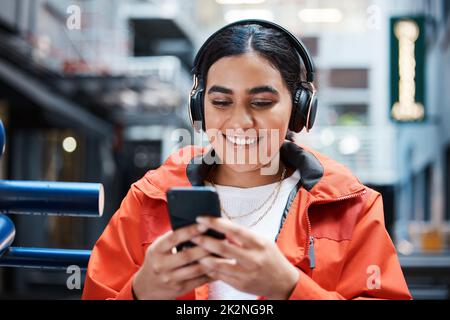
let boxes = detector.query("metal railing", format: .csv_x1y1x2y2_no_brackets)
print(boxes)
0,119,102,270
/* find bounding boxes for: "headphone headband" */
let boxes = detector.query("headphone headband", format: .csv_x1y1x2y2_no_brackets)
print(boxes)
191,19,315,83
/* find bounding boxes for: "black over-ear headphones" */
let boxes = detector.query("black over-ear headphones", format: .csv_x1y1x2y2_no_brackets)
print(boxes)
189,19,318,133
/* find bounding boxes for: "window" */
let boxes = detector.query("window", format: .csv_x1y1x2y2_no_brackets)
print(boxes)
323,104,369,126
446,145,450,221
412,171,423,221
424,164,433,222
444,0,450,22
328,68,369,88
412,165,432,222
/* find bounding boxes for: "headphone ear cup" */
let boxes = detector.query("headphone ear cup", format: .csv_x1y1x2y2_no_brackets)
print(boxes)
198,88,206,131
190,87,205,132
306,94,318,130
289,88,308,133
289,87,318,132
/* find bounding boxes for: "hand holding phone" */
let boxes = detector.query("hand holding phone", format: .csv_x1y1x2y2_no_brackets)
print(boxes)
132,223,212,299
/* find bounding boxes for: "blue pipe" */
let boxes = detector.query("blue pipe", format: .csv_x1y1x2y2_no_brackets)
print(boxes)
0,119,5,158
0,247,91,270
0,214,15,256
0,180,104,217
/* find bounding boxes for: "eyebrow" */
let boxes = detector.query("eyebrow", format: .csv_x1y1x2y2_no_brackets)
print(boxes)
207,85,279,95
207,86,232,94
248,86,279,95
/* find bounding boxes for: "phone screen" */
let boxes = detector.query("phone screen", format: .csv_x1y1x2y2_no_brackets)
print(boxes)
166,187,225,251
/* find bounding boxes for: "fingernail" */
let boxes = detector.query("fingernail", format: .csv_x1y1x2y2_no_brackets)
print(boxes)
191,236,200,243
197,224,208,233
228,258,237,265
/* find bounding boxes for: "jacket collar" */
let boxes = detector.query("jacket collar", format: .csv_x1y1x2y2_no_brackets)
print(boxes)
185,141,324,191
138,141,365,202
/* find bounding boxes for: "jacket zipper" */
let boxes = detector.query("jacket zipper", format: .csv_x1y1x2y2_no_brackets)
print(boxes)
309,236,315,269
305,189,367,269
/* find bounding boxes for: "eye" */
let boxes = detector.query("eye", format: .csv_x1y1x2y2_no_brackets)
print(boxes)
211,100,232,108
251,100,274,108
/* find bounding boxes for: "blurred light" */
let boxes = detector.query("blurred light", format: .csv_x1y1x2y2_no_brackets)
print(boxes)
62,137,77,153
119,89,139,109
320,128,336,146
224,9,274,23
298,8,343,23
216,0,266,4
160,0,178,17
35,35,51,60
339,135,360,155
397,239,414,256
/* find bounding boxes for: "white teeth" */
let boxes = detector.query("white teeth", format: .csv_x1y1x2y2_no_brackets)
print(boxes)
225,135,257,146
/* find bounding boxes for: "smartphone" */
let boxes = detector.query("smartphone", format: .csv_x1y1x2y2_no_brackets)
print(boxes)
166,186,226,252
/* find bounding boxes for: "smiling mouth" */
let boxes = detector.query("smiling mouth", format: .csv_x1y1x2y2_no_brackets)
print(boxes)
222,134,261,146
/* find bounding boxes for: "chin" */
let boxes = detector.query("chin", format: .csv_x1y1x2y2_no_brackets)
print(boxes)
210,133,279,167
223,162,262,174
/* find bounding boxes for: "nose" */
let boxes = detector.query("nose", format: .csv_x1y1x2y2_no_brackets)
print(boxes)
227,103,255,130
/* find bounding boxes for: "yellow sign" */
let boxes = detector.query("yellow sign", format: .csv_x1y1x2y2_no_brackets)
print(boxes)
390,17,426,122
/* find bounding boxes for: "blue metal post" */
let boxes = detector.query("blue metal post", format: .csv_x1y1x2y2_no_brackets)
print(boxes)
0,214,15,256
0,247,91,270
0,180,104,217
0,119,5,158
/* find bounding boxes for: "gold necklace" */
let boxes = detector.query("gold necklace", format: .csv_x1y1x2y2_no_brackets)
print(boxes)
209,166,287,226
246,177,285,227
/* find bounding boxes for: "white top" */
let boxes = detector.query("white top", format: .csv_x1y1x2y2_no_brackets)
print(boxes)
204,169,301,300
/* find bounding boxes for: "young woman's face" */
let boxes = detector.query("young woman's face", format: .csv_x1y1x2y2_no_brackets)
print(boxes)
204,52,292,174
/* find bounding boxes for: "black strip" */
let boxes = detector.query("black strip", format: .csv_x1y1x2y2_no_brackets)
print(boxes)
275,176,302,242
185,148,217,186
280,142,323,191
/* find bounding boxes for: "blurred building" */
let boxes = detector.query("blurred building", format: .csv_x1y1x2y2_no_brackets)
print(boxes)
0,0,193,298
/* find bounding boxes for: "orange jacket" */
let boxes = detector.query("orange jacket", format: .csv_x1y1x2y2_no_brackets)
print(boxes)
82,141,412,300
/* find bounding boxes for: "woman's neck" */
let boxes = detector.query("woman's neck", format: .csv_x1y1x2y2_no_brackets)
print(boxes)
209,161,294,188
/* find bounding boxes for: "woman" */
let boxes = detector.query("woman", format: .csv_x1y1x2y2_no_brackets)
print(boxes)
82,20,411,300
